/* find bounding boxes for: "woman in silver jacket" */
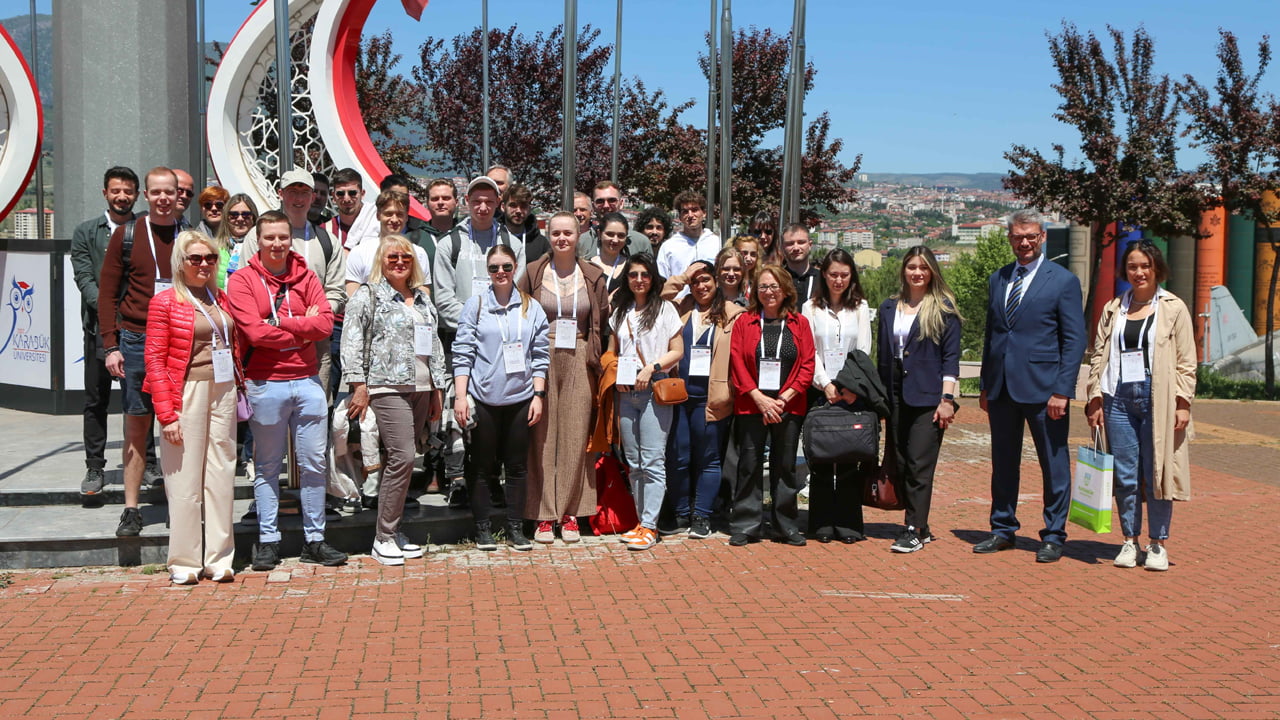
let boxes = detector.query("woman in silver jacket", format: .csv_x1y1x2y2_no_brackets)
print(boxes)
341,235,445,566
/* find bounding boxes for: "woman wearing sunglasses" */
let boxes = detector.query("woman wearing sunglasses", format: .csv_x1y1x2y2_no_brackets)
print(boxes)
452,245,550,551
341,235,446,565
143,230,240,584
197,186,229,240
518,212,610,544
215,193,258,288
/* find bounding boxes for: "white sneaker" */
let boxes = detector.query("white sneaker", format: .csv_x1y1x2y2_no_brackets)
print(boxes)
395,532,424,559
1114,540,1139,568
1144,543,1169,571
371,538,405,566
170,571,198,585
203,568,235,583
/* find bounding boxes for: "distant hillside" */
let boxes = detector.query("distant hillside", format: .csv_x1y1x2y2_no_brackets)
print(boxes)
863,173,1007,192
0,13,53,147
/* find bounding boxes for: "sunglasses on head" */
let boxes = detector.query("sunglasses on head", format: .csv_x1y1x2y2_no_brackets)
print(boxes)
186,253,219,266
203,201,224,211
227,211,254,220
487,263,514,273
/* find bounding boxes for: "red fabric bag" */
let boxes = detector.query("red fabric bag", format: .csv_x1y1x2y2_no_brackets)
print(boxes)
590,455,639,535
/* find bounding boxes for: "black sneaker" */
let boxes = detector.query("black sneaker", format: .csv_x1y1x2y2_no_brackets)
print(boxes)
659,514,691,536
234,460,248,478
474,524,497,551
301,541,348,566
81,468,105,496
115,507,143,536
251,542,280,571
890,528,924,553
689,515,712,539
446,480,469,509
506,521,533,551
143,463,164,488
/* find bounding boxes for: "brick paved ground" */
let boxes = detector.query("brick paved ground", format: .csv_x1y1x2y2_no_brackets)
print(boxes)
1,401,1277,719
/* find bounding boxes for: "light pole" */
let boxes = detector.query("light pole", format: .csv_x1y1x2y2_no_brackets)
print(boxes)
717,0,732,236
610,0,623,183
273,0,294,174
561,0,578,208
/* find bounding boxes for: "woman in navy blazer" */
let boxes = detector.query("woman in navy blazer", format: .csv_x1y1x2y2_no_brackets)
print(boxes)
876,246,962,554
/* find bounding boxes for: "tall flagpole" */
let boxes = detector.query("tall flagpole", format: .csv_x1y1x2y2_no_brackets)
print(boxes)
787,2,806,224
704,0,717,226
561,0,578,208
273,0,294,174
610,0,623,182
29,0,45,238
482,0,490,172
718,0,733,236
779,0,805,227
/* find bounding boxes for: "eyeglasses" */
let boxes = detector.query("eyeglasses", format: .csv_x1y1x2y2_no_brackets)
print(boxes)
176,188,194,198
1010,232,1043,242
627,271,651,280
333,189,361,198
227,211,255,220
487,263,515,273
757,284,781,292
203,201,224,211
186,253,219,266
384,253,413,263
593,197,620,206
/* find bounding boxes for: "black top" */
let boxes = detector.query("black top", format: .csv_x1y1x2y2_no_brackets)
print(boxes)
1122,315,1153,373
759,317,798,398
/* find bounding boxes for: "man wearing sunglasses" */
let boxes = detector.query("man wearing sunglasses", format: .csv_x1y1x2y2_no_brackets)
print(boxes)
173,168,195,227
574,180,653,259
97,167,183,538
325,167,380,252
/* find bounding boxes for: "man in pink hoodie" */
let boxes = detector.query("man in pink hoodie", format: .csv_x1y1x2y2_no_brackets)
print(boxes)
227,210,347,570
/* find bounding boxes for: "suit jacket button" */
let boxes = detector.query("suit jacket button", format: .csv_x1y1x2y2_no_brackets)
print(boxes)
903,350,910,356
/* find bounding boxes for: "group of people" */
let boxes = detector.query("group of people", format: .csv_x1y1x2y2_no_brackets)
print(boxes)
70,163,1197,585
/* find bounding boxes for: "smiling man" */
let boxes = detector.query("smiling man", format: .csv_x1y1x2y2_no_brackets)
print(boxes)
574,181,652,259
97,167,181,538
500,184,550,264
324,167,380,251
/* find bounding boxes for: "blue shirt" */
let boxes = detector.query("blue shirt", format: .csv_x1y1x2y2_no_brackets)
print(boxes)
452,288,550,406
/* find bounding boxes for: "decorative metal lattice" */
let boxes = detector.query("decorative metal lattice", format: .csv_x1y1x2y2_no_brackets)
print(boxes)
0,84,10,170
233,4,335,203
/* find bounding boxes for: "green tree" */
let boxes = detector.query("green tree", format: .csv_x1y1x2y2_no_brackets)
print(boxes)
944,229,1015,359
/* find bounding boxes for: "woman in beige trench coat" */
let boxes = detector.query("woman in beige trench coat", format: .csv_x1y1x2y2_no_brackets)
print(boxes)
1085,240,1196,572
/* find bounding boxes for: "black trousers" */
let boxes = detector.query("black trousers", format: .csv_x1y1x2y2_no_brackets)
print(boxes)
82,324,156,470
467,398,530,526
807,460,866,539
731,413,803,537
890,364,945,535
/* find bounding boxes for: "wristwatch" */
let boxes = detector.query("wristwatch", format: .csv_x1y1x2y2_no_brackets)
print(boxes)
653,362,661,373
533,390,547,398
942,393,955,401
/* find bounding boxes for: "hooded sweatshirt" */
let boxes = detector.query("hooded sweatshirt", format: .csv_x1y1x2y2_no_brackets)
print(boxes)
226,251,334,381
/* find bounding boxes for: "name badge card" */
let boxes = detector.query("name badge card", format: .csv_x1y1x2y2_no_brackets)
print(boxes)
154,279,173,295
554,318,577,349
689,347,712,377
414,323,434,356
1120,350,1146,384
212,348,235,383
502,341,526,374
823,350,846,376
759,359,782,391
616,355,641,386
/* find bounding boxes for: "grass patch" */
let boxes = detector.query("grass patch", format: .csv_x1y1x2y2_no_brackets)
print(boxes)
0,572,11,589
138,564,166,575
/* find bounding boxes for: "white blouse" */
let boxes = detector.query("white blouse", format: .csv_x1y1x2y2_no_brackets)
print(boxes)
801,298,872,390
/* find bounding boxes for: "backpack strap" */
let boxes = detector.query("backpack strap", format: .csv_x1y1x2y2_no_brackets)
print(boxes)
313,223,334,266
118,219,137,302
449,226,464,267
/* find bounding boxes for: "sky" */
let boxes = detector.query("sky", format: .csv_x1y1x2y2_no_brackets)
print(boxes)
33,0,1280,175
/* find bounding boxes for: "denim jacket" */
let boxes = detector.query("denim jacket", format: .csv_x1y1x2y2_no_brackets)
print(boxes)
341,279,446,388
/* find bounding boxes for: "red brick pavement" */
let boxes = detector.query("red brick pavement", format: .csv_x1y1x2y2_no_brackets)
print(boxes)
1,405,1278,719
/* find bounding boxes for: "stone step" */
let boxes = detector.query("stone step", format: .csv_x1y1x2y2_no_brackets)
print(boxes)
0,477,257,507
0,493,513,570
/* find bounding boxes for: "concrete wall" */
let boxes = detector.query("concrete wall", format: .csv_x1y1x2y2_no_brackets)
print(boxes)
53,1,196,236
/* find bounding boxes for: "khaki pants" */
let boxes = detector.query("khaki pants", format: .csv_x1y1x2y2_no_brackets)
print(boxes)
160,378,237,578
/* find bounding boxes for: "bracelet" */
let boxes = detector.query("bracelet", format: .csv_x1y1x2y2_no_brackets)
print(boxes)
533,390,547,398
104,347,121,356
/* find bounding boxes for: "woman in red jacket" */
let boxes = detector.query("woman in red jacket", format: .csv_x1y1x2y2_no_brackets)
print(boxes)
144,230,239,584
728,264,816,547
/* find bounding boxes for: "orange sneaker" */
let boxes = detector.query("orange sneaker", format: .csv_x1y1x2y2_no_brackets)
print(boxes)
627,526,660,551
620,524,644,543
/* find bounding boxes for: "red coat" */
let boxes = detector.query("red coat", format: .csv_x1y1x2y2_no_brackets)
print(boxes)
729,310,815,417
143,287,240,427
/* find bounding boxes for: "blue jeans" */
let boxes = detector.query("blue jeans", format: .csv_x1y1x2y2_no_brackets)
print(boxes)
246,376,329,543
618,389,672,529
666,397,726,518
119,329,154,416
1105,379,1172,540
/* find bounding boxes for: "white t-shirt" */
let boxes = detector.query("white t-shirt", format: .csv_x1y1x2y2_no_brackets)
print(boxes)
610,301,683,367
656,228,721,287
345,238,432,287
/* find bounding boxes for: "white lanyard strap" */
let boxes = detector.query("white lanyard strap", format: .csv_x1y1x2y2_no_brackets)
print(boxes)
1120,312,1154,352
758,316,786,359
145,222,164,281
259,275,292,323
493,294,522,344
692,310,713,348
555,266,582,320
188,288,231,349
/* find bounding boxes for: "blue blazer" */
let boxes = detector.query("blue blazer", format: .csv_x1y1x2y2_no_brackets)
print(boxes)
980,259,1086,404
876,298,961,408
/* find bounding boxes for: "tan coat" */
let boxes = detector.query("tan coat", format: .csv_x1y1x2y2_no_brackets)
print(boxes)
678,303,745,422
1086,291,1196,501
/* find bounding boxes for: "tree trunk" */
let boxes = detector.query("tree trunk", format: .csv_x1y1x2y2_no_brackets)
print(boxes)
1267,239,1278,395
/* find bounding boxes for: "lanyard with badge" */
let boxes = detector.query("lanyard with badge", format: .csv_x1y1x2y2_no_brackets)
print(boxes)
758,316,786,392
820,308,847,378
494,293,526,374
188,288,235,383
688,311,713,377
615,310,643,386
411,295,435,358
469,224,496,296
1119,301,1154,384
553,268,582,350
146,222,173,295
259,275,300,351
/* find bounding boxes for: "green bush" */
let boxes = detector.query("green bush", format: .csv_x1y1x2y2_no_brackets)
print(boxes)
1195,367,1280,400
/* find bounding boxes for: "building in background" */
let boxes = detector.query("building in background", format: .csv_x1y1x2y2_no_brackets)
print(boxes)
13,208,54,238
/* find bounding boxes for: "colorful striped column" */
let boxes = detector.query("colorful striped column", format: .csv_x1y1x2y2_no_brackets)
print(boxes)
1092,223,1118,329
1228,213,1255,325
1195,206,1227,362
1166,233,1196,312
1254,191,1280,336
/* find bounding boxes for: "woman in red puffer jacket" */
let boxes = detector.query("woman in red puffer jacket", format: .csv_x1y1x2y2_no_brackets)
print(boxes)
144,230,241,586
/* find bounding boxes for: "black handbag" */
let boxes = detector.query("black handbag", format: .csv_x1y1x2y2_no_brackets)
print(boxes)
802,404,880,464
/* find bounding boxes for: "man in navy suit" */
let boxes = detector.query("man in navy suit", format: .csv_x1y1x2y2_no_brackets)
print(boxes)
976,210,1086,563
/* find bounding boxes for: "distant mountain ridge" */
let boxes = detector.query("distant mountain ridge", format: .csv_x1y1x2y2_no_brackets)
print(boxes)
863,172,1007,192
